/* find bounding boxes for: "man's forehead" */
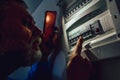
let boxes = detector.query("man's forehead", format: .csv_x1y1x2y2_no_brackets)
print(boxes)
10,3,35,23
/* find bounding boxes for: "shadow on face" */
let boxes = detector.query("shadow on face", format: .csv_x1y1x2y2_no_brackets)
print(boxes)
0,1,43,69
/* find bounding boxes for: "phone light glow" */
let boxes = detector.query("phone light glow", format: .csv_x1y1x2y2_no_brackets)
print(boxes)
46,15,50,23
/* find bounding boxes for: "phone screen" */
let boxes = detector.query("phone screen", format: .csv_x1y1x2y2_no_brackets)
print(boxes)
43,11,57,43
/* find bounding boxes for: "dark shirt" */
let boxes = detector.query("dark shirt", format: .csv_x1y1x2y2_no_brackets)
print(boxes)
26,59,51,80
67,55,93,80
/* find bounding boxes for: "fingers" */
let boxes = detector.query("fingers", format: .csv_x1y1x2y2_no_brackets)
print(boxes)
76,36,83,47
74,36,83,55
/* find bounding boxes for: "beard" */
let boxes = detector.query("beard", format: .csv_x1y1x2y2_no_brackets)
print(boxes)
18,37,43,66
0,47,42,75
25,47,42,66
0,37,42,75
21,39,42,66
0,37,42,67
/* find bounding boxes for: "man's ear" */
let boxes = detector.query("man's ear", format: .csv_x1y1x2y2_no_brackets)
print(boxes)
0,33,5,46
0,34,2,43
0,36,5,55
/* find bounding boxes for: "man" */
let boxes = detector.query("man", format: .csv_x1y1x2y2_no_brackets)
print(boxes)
0,0,44,79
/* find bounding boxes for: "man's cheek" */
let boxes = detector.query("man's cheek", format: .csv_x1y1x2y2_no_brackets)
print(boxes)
33,49,42,62
22,26,32,36
19,26,32,41
27,48,42,65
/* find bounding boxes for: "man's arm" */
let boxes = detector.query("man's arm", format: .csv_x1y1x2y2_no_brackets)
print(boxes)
67,37,93,80
67,37,83,66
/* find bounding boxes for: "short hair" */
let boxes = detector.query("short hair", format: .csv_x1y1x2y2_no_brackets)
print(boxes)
0,0,28,24
0,0,28,8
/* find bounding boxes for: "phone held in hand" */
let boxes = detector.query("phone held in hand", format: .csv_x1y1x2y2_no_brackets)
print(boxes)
43,11,57,44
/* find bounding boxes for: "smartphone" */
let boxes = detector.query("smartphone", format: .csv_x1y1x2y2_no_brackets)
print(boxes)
43,11,57,43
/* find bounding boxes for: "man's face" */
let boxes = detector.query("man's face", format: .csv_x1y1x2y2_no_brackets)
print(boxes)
0,3,42,66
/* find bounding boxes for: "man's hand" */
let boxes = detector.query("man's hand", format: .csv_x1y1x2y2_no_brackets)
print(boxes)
73,36,83,55
67,36,83,66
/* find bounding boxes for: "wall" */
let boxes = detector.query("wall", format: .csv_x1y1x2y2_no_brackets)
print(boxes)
24,0,43,14
32,0,61,31
92,57,120,80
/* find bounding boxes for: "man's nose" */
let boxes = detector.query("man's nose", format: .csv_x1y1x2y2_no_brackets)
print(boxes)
32,26,42,38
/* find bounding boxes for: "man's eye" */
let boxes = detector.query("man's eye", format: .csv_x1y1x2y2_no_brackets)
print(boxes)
22,20,31,27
